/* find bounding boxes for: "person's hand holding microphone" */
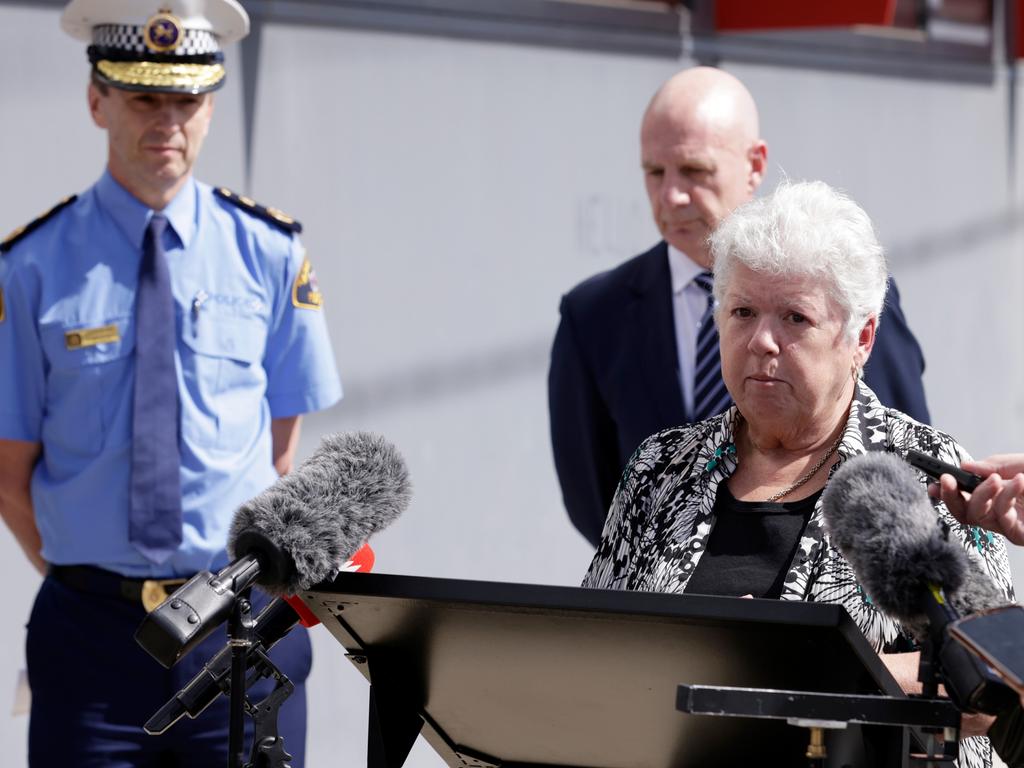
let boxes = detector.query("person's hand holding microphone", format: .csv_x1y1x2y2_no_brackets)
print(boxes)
927,454,1024,547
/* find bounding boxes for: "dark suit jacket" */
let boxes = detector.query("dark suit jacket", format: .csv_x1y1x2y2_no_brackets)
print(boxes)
548,241,931,547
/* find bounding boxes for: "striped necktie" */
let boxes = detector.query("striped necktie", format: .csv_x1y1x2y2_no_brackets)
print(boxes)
129,213,183,563
692,271,733,422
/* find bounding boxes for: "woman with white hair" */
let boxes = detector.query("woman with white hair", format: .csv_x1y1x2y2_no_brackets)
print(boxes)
583,181,1013,768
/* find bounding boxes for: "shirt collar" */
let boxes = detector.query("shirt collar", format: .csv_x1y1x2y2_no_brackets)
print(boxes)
94,169,197,250
666,244,708,295
162,176,197,249
836,378,885,462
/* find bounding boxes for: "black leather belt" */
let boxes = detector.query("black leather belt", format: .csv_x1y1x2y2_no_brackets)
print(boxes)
50,564,188,613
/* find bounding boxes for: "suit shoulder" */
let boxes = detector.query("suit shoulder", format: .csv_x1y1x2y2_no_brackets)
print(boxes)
213,187,303,235
563,243,665,310
0,195,78,255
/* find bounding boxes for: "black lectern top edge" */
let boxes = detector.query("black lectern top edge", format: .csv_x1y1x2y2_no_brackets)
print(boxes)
310,570,847,627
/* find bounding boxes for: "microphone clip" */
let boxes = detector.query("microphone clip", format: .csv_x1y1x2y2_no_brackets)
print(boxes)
135,530,293,670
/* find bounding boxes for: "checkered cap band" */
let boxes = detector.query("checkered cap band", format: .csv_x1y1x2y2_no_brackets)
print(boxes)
92,24,220,55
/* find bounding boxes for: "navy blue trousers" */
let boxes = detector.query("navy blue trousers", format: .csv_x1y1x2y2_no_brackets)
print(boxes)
26,575,312,768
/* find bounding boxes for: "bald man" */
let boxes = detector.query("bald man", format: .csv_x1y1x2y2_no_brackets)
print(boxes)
549,67,931,547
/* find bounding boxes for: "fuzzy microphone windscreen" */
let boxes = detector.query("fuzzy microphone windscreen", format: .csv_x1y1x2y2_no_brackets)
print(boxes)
228,432,411,596
821,452,1005,630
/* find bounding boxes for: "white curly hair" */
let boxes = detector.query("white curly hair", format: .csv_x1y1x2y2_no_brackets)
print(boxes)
709,180,888,340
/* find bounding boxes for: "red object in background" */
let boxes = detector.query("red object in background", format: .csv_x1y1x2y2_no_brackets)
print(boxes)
343,542,376,574
283,542,375,627
716,0,897,31
1016,0,1024,57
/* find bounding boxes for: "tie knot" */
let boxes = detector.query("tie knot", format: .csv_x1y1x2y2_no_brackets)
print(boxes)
693,271,714,295
148,213,168,239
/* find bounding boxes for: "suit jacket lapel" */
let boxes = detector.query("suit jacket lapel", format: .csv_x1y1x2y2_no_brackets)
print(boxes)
629,242,686,426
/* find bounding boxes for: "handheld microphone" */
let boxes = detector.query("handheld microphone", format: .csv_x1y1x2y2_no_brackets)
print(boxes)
821,452,1015,713
135,432,411,668
144,544,375,736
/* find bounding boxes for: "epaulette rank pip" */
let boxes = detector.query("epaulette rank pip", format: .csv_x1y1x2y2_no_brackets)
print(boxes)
1,195,78,254
215,187,303,234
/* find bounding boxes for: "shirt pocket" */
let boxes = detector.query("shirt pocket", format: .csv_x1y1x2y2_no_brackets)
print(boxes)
39,316,135,459
179,307,268,452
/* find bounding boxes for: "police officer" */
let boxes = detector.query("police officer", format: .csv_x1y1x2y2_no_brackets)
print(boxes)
0,1,341,765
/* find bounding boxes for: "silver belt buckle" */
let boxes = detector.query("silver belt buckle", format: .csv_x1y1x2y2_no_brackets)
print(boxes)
141,578,187,613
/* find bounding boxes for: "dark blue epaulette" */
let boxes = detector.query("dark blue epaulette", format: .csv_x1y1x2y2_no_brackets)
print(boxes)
1,195,78,254
214,187,303,234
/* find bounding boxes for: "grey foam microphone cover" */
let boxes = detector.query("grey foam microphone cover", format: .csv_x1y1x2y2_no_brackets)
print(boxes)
228,432,411,596
824,452,1016,715
822,452,969,623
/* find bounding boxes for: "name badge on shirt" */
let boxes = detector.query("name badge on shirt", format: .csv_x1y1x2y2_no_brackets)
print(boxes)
292,256,323,310
65,324,120,349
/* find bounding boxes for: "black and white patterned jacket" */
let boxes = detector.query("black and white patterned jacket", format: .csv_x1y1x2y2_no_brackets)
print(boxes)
582,380,1014,768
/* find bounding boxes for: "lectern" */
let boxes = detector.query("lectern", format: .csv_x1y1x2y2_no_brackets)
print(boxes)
302,573,957,767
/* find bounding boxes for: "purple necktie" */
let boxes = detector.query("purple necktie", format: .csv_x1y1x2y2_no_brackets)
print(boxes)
129,213,183,563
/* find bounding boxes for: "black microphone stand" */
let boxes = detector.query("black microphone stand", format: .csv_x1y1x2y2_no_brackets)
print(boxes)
227,592,256,768
147,587,297,768
915,635,957,768
221,590,296,768
244,647,296,768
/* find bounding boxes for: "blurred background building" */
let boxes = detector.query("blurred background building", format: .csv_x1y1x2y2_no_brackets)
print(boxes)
1,0,1023,765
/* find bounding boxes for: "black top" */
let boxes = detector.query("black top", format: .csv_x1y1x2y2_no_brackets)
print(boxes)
685,484,822,599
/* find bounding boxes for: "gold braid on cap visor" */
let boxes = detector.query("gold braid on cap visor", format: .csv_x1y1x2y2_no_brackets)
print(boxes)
96,60,225,90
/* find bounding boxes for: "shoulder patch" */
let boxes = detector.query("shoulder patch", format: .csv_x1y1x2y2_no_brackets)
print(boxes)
1,195,78,254
214,187,303,234
292,255,323,310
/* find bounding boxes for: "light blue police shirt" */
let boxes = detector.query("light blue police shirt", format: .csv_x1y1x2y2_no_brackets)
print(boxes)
0,171,342,577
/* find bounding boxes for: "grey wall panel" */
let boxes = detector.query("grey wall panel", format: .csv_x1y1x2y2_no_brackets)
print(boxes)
248,25,675,393
195,41,249,192
0,5,104,226
1,11,82,767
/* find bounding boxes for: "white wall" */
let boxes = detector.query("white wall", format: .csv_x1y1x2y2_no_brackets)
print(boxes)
1,6,1023,767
